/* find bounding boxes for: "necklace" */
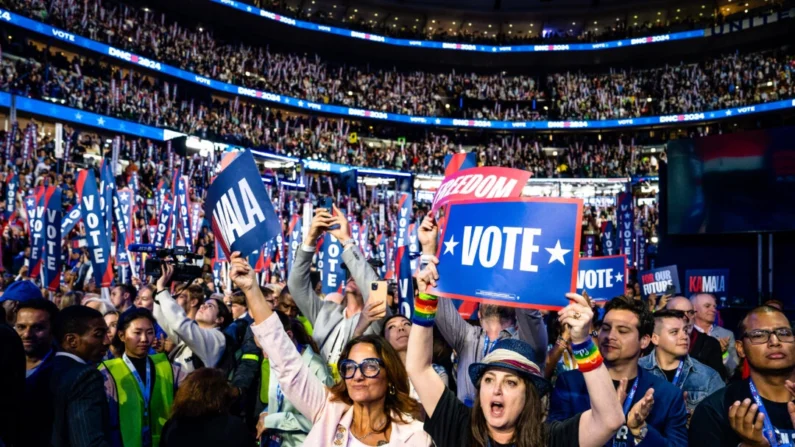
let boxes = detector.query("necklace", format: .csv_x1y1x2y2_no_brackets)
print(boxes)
351,416,388,442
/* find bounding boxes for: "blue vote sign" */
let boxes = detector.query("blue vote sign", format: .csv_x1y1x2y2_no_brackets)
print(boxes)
205,150,282,258
577,256,626,301
430,197,583,310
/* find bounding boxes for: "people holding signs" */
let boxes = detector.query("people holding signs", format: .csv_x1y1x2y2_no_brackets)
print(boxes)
577,256,626,301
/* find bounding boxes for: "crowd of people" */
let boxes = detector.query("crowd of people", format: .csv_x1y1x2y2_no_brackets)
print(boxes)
2,0,794,123
0,147,790,446
0,41,668,178
240,0,789,46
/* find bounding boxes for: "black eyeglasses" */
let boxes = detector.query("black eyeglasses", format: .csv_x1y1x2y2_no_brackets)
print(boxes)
339,358,384,379
742,328,795,345
682,310,696,317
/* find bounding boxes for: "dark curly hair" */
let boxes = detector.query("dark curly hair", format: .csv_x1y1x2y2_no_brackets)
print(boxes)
604,297,655,339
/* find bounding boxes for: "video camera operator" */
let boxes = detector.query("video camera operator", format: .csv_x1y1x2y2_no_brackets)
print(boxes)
153,262,235,374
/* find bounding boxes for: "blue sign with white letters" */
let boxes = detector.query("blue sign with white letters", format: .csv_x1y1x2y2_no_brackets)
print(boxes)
576,256,626,301
205,150,282,258
430,198,583,310
639,265,681,299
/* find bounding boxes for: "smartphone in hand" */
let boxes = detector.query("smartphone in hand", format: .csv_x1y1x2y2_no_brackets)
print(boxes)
370,281,389,307
322,197,340,230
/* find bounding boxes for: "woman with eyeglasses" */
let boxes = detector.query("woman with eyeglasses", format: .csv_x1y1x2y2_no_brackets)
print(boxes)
228,252,433,447
407,258,625,447
99,307,187,447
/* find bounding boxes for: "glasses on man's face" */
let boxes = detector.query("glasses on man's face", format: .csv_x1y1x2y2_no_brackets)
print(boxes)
743,328,795,345
339,358,384,380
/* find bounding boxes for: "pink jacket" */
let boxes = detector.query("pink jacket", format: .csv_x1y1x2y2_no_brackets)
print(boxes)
251,313,433,447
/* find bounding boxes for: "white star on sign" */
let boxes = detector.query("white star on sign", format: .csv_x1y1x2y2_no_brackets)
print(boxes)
545,240,571,265
74,112,83,120
726,110,732,116
443,235,459,255
97,117,105,126
615,272,624,283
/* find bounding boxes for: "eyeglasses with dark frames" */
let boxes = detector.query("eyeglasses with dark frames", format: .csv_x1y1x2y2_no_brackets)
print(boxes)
339,358,385,379
742,328,795,345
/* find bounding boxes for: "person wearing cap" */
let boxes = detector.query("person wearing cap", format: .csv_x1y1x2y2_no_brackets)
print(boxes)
0,279,45,324
407,260,625,447
549,297,689,446
418,216,548,406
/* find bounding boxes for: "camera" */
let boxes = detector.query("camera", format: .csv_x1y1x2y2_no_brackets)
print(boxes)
144,246,203,282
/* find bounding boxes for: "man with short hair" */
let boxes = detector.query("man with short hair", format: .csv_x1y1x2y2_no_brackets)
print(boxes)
550,298,689,446
692,293,738,378
667,296,727,381
15,298,59,446
690,306,795,446
0,279,44,324
109,284,135,313
50,306,111,446
640,309,724,420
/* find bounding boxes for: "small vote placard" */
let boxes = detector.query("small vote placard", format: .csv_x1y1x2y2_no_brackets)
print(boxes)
205,149,282,258
577,255,626,301
639,265,681,299
430,197,583,310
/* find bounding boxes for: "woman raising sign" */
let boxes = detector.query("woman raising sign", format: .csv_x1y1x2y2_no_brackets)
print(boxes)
406,256,625,447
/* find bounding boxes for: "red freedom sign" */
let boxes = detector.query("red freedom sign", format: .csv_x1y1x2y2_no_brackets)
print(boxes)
431,166,531,212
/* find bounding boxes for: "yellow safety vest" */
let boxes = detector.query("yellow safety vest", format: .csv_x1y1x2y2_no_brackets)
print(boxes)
103,353,174,447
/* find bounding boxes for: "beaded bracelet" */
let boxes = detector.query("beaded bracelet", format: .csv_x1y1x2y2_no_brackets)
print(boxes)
412,293,439,327
571,338,604,373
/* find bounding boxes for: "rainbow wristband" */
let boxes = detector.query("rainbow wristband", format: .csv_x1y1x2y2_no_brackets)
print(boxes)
412,293,439,327
571,338,604,373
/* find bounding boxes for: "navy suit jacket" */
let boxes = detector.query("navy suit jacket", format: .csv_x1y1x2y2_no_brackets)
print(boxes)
21,350,56,446
548,366,688,446
50,355,111,447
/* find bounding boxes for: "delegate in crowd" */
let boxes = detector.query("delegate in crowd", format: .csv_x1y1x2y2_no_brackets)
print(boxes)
1,0,794,123
0,131,792,446
0,45,666,178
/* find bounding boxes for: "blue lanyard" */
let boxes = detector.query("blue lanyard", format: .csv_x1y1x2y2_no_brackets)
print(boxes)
122,354,152,417
614,377,640,447
749,379,787,447
483,336,495,358
671,360,685,388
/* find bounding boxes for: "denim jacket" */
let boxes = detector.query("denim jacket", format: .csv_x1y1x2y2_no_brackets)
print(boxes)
639,350,725,413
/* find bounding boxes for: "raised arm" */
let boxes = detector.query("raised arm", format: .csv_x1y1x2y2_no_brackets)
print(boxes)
229,252,330,423
153,265,224,367
560,293,626,447
405,260,446,417
286,210,335,325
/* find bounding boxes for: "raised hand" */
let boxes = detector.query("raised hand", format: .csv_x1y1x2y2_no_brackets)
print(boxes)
418,215,438,254
229,251,257,293
327,205,351,242
558,293,594,344
628,389,655,432
728,399,771,447
306,208,334,242
415,255,439,293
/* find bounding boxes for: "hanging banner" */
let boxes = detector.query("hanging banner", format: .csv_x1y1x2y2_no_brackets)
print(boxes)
685,269,730,304
576,256,626,301
376,233,388,278
61,206,82,235
29,193,46,279
205,150,281,258
286,214,302,277
76,169,113,287
190,202,203,245
100,161,115,245
636,228,647,270
639,265,681,299
617,192,634,268
601,221,618,256
408,223,419,272
430,198,583,310
147,225,157,244
153,192,173,248
319,234,344,294
4,122,17,162
5,173,17,218
42,187,62,291
24,194,37,242
584,235,596,257
396,192,412,248
396,244,414,317
176,176,192,250
431,166,530,213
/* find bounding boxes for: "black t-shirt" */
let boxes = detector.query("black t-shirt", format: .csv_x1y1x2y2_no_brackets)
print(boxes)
425,387,581,447
662,368,678,383
690,378,795,446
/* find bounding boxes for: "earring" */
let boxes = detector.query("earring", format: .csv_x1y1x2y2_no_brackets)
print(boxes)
388,384,396,395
